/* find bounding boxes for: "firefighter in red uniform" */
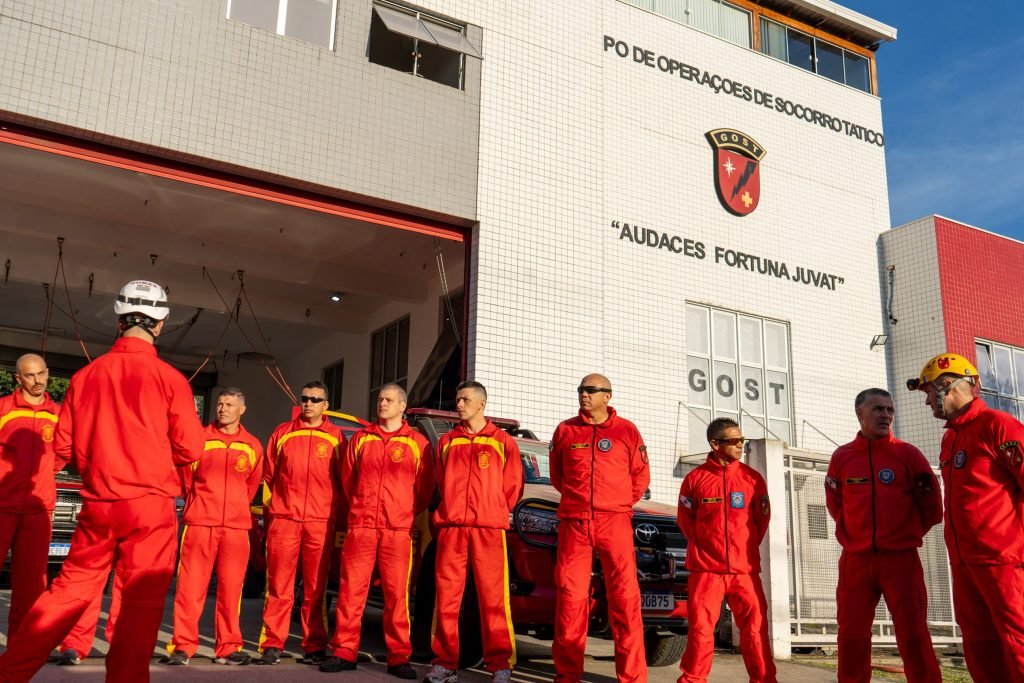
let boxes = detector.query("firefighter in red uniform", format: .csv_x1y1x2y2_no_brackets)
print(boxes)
909,353,1024,683
257,380,345,665
0,279,206,683
0,353,60,639
826,388,942,683
676,417,775,683
425,380,523,683
163,387,263,666
550,373,650,683
320,383,434,677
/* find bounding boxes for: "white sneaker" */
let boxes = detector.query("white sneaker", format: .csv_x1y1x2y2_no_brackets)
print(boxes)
491,669,512,683
425,663,458,682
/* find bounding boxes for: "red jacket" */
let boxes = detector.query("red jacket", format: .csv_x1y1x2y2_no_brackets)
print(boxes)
181,423,264,529
264,416,345,522
939,399,1024,565
433,420,523,529
54,336,205,501
341,421,435,530
549,408,651,519
677,455,770,574
825,432,942,553
0,390,61,512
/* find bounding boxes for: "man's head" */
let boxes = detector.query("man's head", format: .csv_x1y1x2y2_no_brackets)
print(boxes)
577,373,612,415
854,388,894,440
908,353,978,419
377,383,408,422
14,353,48,400
114,280,169,341
454,380,487,424
215,387,246,429
707,417,744,463
299,381,329,422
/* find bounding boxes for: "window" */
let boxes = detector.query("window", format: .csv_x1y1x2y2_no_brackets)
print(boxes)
227,0,337,49
976,340,1024,419
686,304,793,454
369,316,410,416
759,18,873,93
624,0,751,48
807,504,829,540
322,359,344,408
368,1,481,89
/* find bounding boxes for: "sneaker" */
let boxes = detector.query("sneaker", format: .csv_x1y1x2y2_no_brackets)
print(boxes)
491,669,512,683
388,662,417,679
319,656,357,672
56,649,82,666
258,647,283,665
424,664,458,683
214,652,252,665
302,649,329,664
160,650,189,666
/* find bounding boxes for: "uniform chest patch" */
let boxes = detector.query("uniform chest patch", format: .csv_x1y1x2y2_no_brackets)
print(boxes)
390,446,404,463
41,424,55,443
477,451,490,469
953,450,967,469
701,497,723,504
877,468,895,484
679,495,693,509
845,477,868,484
597,438,612,452
570,443,590,450
234,454,248,473
729,492,745,509
316,443,330,458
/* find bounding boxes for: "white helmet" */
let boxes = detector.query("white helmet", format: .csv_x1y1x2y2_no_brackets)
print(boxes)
114,280,169,321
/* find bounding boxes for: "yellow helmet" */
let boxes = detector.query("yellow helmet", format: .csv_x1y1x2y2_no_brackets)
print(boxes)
906,353,979,391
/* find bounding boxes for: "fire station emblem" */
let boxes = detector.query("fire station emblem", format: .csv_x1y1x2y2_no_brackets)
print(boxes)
390,446,404,463
477,451,490,469
234,454,249,472
316,442,330,458
729,491,745,509
760,495,770,516
999,441,1023,466
953,450,967,469
937,357,950,370
706,128,766,217
41,424,55,443
877,468,895,484
597,438,612,452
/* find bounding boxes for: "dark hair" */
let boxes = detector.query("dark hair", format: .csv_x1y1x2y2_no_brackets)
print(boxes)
217,387,246,403
379,383,408,403
456,380,487,401
302,380,329,395
707,417,739,442
854,388,891,409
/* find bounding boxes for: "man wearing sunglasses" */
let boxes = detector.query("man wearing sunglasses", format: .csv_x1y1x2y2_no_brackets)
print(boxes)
676,418,775,683
825,388,942,683
257,381,345,666
549,374,650,683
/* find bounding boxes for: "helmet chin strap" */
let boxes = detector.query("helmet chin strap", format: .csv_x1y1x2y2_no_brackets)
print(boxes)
932,376,972,418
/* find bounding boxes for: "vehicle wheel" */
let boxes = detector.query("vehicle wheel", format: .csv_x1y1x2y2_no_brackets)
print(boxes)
645,631,687,667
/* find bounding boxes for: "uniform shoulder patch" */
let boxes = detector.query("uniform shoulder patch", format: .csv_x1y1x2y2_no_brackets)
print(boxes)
679,495,693,509
825,476,838,490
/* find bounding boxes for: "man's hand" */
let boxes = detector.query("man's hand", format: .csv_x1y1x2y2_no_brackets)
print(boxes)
913,472,933,495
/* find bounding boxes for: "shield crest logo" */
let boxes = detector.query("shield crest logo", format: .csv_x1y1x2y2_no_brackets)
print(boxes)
706,129,766,216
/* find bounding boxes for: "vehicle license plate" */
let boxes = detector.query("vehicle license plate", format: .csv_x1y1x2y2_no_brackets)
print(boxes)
48,543,71,557
641,591,673,611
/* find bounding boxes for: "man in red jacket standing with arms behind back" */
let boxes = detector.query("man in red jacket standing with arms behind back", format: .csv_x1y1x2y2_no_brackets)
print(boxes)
0,279,206,683
550,373,650,683
826,388,942,683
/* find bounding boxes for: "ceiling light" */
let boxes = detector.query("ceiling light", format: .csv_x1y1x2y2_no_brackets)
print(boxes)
330,292,344,303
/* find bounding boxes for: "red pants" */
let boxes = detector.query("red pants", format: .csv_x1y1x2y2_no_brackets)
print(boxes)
951,562,1024,683
679,571,776,683
258,517,333,653
0,497,177,683
169,525,250,658
0,511,51,638
329,527,413,665
553,513,645,683
59,569,123,655
837,550,940,683
432,526,515,672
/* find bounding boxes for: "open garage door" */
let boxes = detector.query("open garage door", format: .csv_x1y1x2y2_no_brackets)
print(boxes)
0,125,467,441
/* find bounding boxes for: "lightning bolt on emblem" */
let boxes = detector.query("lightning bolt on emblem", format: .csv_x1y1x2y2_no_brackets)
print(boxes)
731,160,757,200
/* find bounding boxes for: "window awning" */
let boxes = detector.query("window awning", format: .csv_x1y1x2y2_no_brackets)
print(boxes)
373,4,437,44
422,21,483,59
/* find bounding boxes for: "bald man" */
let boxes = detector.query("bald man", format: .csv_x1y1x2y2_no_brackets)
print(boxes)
0,354,62,637
550,374,651,683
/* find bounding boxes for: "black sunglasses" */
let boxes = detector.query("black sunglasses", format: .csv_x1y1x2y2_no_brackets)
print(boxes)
300,396,327,404
712,437,747,446
577,386,611,395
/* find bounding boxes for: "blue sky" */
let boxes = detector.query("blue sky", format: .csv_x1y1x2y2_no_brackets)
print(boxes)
848,1,1024,241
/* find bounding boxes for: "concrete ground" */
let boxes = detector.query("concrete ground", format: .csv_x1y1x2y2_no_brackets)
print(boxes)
0,587,889,682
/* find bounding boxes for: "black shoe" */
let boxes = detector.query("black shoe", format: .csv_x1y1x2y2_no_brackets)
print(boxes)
258,647,283,665
302,649,329,664
388,662,417,679
56,649,82,666
160,650,189,666
214,652,252,665
319,656,357,672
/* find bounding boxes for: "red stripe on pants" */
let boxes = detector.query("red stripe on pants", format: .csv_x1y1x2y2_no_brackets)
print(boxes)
329,527,414,665
259,517,332,653
553,513,646,683
951,562,1024,683
679,571,777,683
0,497,177,683
0,511,51,638
431,526,515,672
60,569,123,655
836,550,940,683
170,525,250,657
